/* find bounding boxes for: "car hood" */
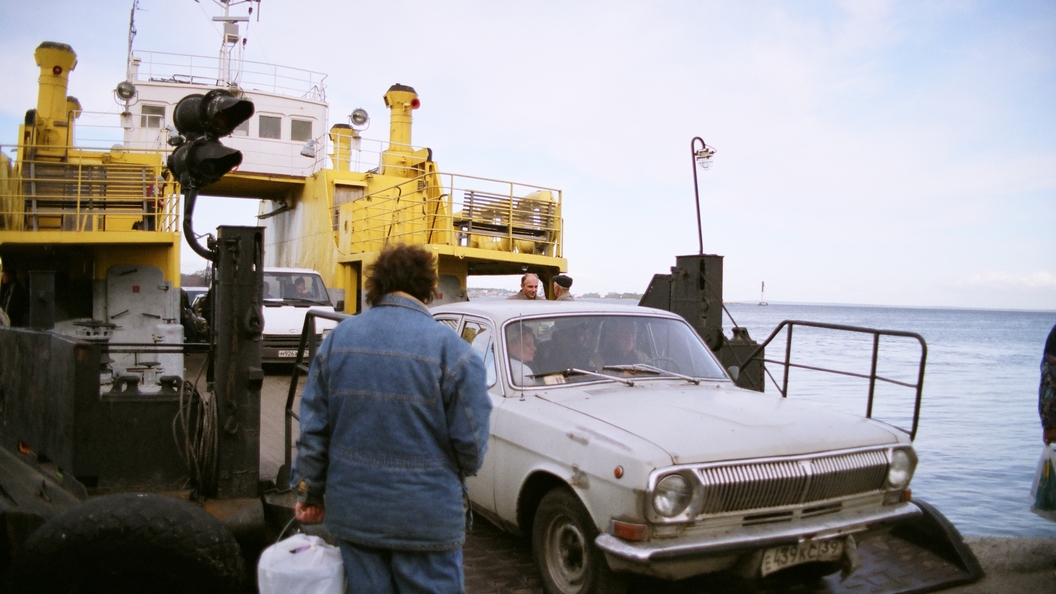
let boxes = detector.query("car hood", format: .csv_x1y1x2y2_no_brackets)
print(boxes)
535,381,905,465
262,304,338,336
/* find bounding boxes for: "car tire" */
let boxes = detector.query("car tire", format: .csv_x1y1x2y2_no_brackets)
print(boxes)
7,492,244,594
532,487,628,594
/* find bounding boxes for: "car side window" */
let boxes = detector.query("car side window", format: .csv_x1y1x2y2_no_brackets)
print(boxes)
436,317,459,331
462,321,497,388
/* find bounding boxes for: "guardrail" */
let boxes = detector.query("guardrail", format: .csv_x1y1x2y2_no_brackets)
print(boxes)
282,310,351,475
133,51,328,102
737,320,927,440
341,172,563,257
0,145,178,234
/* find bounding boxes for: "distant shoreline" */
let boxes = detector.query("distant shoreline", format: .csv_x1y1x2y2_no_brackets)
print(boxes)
466,292,1056,314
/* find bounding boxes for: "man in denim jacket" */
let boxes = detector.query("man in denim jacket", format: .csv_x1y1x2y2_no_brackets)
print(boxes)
293,244,491,592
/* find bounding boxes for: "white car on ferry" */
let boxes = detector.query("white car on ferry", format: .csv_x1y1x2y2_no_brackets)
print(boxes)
260,268,340,364
432,300,920,594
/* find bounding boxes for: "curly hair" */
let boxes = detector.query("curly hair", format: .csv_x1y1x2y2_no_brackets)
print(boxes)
365,244,438,306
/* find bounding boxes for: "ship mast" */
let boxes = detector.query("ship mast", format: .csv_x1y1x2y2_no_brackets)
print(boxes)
213,0,255,88
125,0,139,82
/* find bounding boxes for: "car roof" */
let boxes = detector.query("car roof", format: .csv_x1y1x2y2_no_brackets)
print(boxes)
264,267,324,275
430,299,684,325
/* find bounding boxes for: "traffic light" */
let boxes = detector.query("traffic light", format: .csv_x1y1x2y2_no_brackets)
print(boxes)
167,89,254,187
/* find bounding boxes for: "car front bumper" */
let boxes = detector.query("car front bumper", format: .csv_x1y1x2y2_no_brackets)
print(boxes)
595,501,922,580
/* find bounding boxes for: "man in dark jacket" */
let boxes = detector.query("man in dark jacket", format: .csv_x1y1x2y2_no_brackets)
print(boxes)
0,265,29,327
552,274,574,301
1041,323,1056,445
293,244,491,592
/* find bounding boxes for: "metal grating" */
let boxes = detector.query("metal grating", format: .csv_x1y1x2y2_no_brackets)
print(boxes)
697,449,889,514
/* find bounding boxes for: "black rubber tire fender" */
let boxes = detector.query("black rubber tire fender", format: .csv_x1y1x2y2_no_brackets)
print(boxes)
531,486,628,594
7,492,244,594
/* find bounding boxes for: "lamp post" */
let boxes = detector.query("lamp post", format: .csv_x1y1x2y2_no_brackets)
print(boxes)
690,137,716,255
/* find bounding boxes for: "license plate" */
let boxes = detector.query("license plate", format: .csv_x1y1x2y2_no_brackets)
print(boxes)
277,349,298,358
760,538,844,577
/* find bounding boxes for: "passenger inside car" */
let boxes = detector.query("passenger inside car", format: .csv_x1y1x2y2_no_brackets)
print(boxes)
506,325,537,385
535,318,594,374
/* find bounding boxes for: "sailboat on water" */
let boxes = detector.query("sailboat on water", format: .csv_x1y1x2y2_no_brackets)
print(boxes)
758,281,768,306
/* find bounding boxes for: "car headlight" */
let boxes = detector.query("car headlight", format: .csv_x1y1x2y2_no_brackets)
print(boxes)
887,449,914,489
652,474,692,517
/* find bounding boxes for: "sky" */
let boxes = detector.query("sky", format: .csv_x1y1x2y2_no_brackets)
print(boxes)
1,0,1053,310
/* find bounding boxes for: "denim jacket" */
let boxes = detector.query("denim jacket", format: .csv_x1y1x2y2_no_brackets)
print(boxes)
294,293,491,551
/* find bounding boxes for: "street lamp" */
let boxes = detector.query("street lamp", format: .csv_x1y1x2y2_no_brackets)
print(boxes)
690,137,716,255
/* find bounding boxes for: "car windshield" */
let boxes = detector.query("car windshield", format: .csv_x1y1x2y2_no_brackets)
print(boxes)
263,272,331,305
503,314,728,386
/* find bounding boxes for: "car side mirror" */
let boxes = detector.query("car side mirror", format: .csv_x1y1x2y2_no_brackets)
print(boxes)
335,300,344,312
726,365,740,381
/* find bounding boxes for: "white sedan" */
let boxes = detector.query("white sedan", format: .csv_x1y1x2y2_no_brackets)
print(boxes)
432,301,920,594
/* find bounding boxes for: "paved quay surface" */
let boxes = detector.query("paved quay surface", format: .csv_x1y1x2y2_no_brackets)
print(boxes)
259,367,1056,594
462,520,1056,594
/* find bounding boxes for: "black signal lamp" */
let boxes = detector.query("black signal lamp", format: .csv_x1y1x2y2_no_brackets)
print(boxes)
167,89,254,187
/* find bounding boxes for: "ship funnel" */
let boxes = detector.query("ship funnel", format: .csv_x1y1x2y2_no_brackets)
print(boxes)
329,124,359,172
32,42,78,148
383,84,418,153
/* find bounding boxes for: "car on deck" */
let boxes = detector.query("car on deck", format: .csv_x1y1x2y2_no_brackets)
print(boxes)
431,300,921,594
261,268,341,364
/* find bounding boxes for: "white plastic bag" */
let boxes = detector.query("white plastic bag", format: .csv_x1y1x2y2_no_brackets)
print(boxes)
1030,444,1056,521
258,533,346,594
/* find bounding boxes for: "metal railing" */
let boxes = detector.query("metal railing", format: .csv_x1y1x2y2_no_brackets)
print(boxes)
339,172,563,258
738,320,927,439
0,146,179,234
133,51,328,102
282,309,351,475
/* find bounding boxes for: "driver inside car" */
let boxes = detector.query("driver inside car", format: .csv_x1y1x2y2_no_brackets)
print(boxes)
591,318,648,370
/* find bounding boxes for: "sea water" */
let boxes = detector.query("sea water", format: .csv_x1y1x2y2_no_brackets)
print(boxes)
720,302,1056,538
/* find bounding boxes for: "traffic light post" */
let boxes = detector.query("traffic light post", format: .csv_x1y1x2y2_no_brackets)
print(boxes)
167,89,254,262
166,90,261,499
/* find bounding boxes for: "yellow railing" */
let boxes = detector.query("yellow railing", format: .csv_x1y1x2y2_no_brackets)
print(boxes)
0,146,179,234
339,173,562,258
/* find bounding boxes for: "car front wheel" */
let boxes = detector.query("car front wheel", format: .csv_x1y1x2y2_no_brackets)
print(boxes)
532,487,628,594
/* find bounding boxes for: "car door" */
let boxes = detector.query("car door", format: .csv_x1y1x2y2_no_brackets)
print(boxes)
438,315,503,515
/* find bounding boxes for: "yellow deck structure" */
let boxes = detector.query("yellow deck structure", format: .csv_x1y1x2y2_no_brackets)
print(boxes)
0,43,181,328
3,39,567,321
205,84,566,312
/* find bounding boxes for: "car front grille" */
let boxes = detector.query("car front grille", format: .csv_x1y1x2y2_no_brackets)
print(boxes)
262,335,323,349
263,337,302,349
696,448,890,515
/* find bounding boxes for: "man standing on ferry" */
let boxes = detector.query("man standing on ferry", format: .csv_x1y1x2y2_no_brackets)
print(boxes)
552,274,574,301
293,244,491,592
506,273,541,300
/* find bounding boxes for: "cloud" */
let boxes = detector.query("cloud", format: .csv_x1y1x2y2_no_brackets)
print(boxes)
957,271,1056,291
2,1,1053,310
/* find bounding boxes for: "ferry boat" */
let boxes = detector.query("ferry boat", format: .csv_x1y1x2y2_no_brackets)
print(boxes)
120,0,567,313
0,0,567,383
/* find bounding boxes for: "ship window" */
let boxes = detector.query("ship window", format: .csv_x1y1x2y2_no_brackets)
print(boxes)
233,119,249,136
259,115,281,139
291,119,313,142
140,104,165,129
